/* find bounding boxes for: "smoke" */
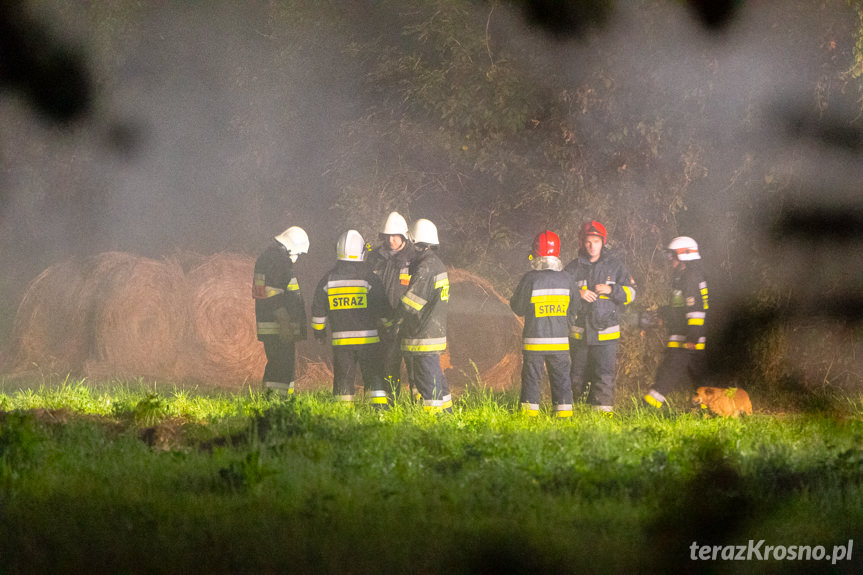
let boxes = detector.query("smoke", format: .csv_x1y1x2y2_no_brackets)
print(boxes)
2,0,861,392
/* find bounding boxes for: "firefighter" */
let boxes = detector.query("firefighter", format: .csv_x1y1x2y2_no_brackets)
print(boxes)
644,236,708,409
565,221,636,413
311,230,393,407
253,225,309,395
398,218,451,413
366,211,417,397
510,230,577,418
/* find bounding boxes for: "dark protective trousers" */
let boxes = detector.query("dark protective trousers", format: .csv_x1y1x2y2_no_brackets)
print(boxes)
520,353,573,406
570,342,618,407
380,327,408,395
406,353,450,401
652,348,708,397
262,337,296,385
332,345,386,397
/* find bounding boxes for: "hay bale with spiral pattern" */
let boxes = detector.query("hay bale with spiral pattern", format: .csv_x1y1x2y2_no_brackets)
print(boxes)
83,254,187,381
6,258,92,376
184,253,266,386
445,268,522,391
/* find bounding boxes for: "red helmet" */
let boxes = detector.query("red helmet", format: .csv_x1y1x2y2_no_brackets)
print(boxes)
533,230,560,257
580,220,607,244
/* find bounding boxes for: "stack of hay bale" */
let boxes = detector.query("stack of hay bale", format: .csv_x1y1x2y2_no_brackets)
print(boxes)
3,253,522,391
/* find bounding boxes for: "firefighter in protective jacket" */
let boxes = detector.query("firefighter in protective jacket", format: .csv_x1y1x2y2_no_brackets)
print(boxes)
253,226,309,395
398,218,451,413
644,236,708,409
510,230,577,418
311,230,392,406
366,211,417,395
565,221,636,413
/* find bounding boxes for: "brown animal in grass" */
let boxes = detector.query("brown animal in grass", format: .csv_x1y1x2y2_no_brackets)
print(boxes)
692,387,752,417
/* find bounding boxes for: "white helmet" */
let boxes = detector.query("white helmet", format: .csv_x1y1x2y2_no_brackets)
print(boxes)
337,229,367,262
275,226,310,262
409,218,439,246
667,236,700,261
381,211,409,236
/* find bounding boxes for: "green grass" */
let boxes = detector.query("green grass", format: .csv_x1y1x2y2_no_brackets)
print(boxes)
0,377,861,573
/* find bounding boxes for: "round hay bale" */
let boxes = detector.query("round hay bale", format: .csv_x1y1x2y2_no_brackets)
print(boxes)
184,253,265,386
183,252,332,389
84,254,187,381
6,258,92,375
445,268,523,391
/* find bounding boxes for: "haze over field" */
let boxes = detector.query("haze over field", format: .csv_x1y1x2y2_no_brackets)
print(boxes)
2,1,862,390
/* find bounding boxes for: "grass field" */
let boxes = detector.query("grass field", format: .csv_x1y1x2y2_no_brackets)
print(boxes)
0,377,861,574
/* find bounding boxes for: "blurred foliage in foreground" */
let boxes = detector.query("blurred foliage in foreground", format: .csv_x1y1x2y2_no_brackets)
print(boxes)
0,380,861,573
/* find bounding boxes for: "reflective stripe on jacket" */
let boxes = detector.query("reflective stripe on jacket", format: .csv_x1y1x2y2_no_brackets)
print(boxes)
664,261,708,350
311,261,392,348
399,249,448,355
510,267,578,355
253,241,306,339
564,248,636,346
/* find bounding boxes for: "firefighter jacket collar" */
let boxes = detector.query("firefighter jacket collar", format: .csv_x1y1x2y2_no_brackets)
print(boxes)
531,255,563,271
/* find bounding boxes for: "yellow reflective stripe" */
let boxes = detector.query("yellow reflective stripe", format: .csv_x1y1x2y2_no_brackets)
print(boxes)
401,292,426,312
332,330,379,345
264,287,284,297
644,394,663,408
332,336,380,346
687,318,705,326
327,286,369,295
555,409,573,418
401,338,447,352
423,396,449,412
523,337,568,351
667,341,707,350
569,326,584,339
622,286,634,305
335,395,354,402
311,316,327,330
597,327,620,341
532,295,570,304
286,278,299,291
530,288,570,298
521,402,539,416
257,321,279,335
433,272,449,288
524,343,569,351
254,273,265,286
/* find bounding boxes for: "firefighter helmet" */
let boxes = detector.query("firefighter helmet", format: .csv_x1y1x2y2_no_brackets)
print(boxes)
275,226,310,262
532,230,560,257
667,236,700,261
337,229,367,262
381,211,409,236
409,218,439,246
579,220,607,244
